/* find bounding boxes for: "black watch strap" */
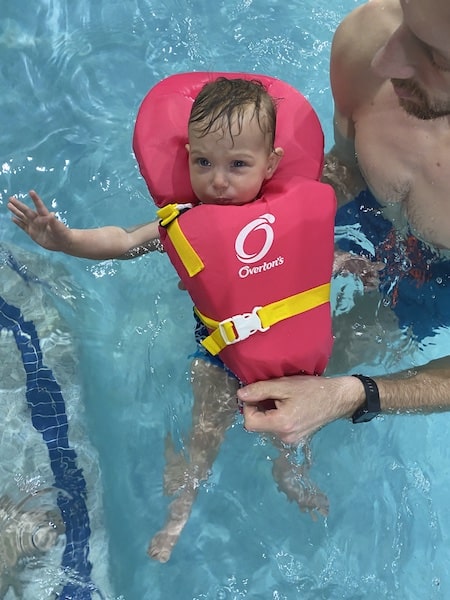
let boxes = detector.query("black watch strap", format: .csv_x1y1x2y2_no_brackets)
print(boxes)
351,374,381,423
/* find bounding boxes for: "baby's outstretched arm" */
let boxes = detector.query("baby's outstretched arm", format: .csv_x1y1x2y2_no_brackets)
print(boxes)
8,190,160,260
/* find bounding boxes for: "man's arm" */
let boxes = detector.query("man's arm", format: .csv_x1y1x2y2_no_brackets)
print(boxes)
321,53,368,205
377,357,450,414
321,127,366,207
320,3,370,204
238,358,450,445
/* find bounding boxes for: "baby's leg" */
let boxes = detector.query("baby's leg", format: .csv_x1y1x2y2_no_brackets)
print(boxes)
148,359,239,562
271,440,329,520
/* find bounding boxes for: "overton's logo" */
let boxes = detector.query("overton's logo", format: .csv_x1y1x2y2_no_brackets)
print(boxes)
235,213,275,264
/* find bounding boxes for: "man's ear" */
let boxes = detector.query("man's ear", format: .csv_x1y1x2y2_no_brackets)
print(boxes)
265,147,284,179
185,143,190,154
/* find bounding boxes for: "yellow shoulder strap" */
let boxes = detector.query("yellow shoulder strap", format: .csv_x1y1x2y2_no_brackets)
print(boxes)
157,204,204,277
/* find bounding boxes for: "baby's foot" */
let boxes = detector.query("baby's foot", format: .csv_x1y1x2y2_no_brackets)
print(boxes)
147,529,178,563
272,455,329,520
293,483,329,520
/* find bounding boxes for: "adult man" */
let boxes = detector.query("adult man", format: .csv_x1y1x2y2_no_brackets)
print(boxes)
238,0,450,444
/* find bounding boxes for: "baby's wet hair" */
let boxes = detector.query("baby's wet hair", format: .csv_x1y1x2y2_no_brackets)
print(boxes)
189,77,277,150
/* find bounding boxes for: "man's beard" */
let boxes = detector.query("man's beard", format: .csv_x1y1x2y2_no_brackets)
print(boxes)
391,78,450,120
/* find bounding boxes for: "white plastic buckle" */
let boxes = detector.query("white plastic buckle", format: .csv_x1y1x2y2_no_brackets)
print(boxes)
219,306,269,345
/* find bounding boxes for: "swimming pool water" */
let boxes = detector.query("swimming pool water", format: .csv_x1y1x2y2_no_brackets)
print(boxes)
2,0,450,598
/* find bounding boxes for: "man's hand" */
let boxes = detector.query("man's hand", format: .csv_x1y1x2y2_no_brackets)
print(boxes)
333,250,385,291
238,375,362,444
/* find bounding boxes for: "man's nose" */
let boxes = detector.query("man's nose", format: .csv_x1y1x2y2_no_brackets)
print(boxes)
371,24,418,80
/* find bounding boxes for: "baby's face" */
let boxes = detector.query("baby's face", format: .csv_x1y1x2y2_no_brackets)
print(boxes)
186,108,281,205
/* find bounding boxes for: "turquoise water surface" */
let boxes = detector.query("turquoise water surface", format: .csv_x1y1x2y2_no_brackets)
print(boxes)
2,1,450,599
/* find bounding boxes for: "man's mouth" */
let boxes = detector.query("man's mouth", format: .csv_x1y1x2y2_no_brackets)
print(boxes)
394,85,417,100
391,82,419,103
389,78,450,120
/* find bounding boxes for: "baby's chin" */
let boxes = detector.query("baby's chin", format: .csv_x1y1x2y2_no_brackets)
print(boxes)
200,196,251,206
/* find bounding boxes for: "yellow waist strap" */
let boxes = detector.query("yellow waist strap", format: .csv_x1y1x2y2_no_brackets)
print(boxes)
195,282,330,356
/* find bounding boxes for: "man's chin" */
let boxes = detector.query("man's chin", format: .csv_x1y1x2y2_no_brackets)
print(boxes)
399,98,427,119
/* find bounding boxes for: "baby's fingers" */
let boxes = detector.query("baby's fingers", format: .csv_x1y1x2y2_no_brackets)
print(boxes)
7,197,27,220
8,193,32,211
29,190,51,215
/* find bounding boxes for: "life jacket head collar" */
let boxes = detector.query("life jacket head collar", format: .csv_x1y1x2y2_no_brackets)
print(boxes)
133,72,325,207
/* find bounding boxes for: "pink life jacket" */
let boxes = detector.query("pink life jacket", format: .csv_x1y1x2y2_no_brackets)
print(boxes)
133,72,336,384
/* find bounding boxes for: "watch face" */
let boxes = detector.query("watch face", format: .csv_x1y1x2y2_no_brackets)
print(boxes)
352,409,378,424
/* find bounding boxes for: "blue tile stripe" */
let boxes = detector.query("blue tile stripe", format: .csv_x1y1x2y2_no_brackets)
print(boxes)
0,294,101,599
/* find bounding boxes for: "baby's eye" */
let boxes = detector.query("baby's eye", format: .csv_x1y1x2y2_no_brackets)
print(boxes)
197,157,211,167
231,160,246,168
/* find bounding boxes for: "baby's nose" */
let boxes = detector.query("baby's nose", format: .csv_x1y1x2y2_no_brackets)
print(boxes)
212,169,228,190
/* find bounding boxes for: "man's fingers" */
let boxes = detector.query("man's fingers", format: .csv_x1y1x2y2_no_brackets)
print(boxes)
237,378,286,404
242,405,301,445
242,402,284,432
242,403,276,432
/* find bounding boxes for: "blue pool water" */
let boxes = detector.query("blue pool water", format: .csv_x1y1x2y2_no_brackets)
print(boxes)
2,0,450,599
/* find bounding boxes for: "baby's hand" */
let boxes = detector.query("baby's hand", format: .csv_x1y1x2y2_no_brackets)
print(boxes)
333,250,384,291
8,190,71,252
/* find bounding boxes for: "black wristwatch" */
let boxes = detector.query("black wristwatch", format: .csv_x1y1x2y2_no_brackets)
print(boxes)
351,374,381,423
